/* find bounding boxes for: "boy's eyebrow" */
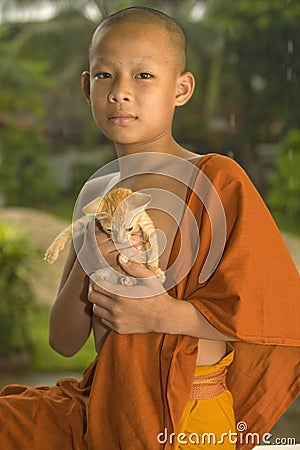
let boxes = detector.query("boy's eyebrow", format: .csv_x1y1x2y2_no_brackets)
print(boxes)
91,56,158,67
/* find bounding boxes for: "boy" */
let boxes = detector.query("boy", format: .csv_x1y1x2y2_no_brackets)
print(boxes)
0,7,299,450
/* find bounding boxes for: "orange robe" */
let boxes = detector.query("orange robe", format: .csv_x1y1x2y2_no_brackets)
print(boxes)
0,153,299,450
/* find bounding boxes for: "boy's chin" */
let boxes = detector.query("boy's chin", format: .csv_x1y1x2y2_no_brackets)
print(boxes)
102,131,144,147
100,128,139,145
100,126,162,148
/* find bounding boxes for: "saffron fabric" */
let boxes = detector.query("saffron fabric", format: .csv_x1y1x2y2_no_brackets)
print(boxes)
174,349,236,450
0,154,299,450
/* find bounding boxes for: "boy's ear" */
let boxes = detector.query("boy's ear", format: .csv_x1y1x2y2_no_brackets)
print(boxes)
175,72,195,107
81,71,91,103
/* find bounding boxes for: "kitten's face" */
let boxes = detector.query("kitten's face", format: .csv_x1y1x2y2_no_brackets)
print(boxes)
97,211,140,243
83,189,151,243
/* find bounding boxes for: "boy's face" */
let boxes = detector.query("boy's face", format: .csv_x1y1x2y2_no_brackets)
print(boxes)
83,21,191,147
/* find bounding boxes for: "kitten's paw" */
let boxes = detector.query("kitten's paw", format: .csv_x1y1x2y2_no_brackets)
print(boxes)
96,275,107,281
157,272,166,283
44,248,58,264
93,268,119,285
119,276,137,286
147,265,166,283
44,242,65,264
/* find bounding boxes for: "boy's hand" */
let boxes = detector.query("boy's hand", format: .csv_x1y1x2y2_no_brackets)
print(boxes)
94,226,119,267
88,255,178,334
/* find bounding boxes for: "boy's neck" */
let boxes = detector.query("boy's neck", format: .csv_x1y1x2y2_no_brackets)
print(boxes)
112,135,201,179
114,134,195,160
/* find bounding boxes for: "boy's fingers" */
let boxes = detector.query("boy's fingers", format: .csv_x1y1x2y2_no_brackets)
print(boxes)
118,255,153,278
89,280,111,297
89,257,165,298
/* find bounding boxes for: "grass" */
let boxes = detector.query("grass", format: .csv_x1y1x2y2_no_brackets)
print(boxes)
28,305,97,372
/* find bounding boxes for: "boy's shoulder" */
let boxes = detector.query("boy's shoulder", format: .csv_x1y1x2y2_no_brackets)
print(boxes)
199,153,253,189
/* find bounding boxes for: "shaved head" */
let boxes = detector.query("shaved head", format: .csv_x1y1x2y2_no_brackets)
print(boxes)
89,6,186,73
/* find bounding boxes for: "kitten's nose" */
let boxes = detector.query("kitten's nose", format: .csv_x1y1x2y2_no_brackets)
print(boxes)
112,230,126,244
111,230,118,242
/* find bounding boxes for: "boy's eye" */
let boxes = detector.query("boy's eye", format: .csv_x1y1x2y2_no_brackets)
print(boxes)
136,73,152,79
94,72,112,79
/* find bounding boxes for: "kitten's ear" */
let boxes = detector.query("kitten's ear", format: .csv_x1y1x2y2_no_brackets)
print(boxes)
127,192,151,215
82,196,105,214
95,212,109,220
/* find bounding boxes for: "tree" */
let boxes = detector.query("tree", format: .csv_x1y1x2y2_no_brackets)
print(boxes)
199,0,300,151
0,30,59,206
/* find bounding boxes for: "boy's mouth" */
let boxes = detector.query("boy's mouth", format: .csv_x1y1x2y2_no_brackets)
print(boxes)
108,111,137,125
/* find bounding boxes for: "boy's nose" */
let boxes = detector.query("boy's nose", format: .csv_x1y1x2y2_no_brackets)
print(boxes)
108,92,130,103
108,78,131,103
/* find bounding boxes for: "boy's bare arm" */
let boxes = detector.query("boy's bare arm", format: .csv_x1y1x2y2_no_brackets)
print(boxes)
49,243,93,357
49,226,142,356
159,298,238,341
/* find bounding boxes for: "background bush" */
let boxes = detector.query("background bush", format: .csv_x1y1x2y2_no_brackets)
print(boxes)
267,130,300,223
0,223,36,361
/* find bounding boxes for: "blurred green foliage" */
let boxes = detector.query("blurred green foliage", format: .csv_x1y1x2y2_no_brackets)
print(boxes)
0,126,59,206
267,130,300,221
0,223,36,360
0,31,60,207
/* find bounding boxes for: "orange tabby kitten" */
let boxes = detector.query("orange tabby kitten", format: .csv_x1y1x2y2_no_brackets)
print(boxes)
45,188,165,285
